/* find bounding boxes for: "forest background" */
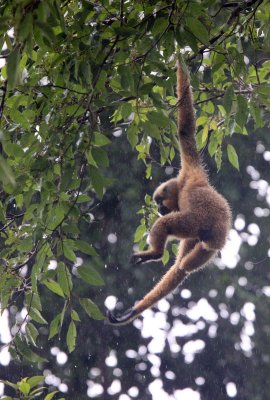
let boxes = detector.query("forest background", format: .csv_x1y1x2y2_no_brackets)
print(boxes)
0,0,270,399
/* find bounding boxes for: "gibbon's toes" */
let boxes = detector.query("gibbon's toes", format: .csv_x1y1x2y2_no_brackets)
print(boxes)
106,307,137,326
129,254,143,265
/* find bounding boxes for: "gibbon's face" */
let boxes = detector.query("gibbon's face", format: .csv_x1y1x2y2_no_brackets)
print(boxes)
153,178,179,216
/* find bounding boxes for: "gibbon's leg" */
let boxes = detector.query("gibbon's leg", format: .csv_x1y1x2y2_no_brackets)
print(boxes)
108,241,190,326
130,212,199,264
133,241,215,315
107,239,206,326
177,238,199,260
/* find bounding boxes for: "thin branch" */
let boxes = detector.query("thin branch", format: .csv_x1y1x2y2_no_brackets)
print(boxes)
134,0,176,63
12,242,40,271
188,0,263,62
0,80,7,121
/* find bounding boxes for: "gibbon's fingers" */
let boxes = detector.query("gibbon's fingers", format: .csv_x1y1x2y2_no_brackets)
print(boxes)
107,307,137,326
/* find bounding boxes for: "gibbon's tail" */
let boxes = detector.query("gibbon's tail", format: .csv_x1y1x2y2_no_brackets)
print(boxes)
177,59,200,168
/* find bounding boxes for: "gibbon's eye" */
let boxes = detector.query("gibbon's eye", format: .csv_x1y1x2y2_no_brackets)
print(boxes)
162,187,168,193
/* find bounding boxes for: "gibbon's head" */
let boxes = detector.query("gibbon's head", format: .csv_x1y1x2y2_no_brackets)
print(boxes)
153,178,179,215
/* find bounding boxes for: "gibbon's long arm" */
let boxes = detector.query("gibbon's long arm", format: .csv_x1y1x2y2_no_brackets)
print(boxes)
107,58,231,326
177,59,200,169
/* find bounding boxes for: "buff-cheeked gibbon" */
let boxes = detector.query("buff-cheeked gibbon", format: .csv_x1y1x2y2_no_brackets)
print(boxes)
107,58,231,326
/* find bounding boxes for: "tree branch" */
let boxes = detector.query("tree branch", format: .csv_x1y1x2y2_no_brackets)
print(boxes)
188,0,263,61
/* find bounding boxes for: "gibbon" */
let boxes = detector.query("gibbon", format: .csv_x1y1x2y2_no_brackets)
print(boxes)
107,59,231,326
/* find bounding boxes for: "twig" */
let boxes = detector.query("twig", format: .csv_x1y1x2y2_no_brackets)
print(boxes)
0,80,7,121
188,0,263,62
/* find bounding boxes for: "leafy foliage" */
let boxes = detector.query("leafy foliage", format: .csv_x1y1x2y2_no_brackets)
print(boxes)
0,376,61,399
0,0,270,397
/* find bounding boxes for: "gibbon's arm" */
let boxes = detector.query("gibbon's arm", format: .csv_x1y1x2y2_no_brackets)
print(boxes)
177,59,200,169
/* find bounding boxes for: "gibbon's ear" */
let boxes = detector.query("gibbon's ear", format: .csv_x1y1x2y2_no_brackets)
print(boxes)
107,307,137,326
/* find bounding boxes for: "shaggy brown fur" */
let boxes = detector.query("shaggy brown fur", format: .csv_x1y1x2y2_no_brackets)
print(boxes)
107,60,231,326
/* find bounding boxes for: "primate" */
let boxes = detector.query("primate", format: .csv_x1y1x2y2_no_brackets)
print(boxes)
107,59,231,326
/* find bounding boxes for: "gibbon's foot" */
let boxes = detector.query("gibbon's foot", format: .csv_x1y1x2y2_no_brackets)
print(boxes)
107,307,137,326
130,252,163,265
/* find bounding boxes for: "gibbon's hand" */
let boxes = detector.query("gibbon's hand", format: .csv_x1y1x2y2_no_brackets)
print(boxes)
130,251,163,264
129,253,143,264
107,307,137,326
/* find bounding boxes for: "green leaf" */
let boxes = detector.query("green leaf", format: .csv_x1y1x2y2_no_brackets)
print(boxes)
162,249,170,265
0,155,15,186
223,84,235,114
66,321,77,353
44,390,59,400
14,335,47,363
25,322,39,347
18,381,30,395
27,376,44,389
0,380,18,390
7,47,21,89
18,12,33,41
201,124,209,146
250,101,263,129
79,61,93,88
25,292,42,311
57,262,72,296
196,115,208,127
71,309,81,321
91,147,109,167
152,18,168,36
118,65,134,92
44,280,65,297
113,25,137,37
63,241,77,262
134,224,146,242
121,102,133,119
76,240,97,256
86,150,97,167
127,124,138,147
185,18,209,44
77,264,104,286
235,95,248,129
79,298,104,320
48,313,62,340
148,111,170,128
227,144,239,170
76,194,91,203
4,143,24,158
29,307,48,325
89,167,104,199
94,132,111,146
